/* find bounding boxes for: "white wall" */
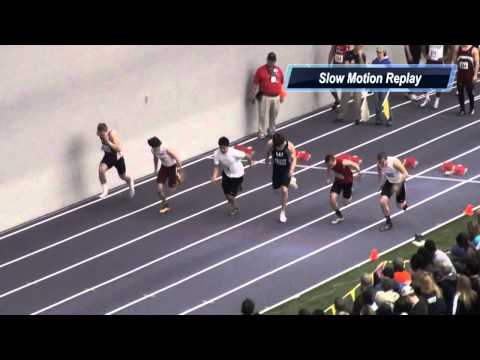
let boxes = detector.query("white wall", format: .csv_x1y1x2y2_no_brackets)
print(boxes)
0,45,405,231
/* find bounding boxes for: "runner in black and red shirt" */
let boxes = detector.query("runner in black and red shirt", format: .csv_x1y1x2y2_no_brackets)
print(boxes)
325,154,361,224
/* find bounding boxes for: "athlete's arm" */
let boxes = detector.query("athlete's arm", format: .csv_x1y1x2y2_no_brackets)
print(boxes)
377,165,384,189
264,140,273,166
211,165,220,183
328,45,335,64
167,148,183,170
106,130,122,153
343,159,361,174
393,158,409,183
153,153,159,173
404,45,412,62
288,142,297,178
473,47,479,81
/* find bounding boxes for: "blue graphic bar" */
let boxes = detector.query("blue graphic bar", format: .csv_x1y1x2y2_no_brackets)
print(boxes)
285,64,457,93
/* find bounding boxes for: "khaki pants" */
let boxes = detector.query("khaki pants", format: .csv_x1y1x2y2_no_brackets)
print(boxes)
258,95,280,136
337,91,369,122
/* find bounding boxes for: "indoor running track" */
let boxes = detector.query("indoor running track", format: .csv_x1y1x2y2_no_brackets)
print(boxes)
1,89,480,315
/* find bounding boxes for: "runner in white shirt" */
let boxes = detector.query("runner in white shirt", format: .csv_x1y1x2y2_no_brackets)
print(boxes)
212,137,253,216
148,137,183,214
377,152,409,231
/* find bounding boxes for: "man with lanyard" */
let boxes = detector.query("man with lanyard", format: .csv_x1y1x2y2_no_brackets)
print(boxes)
147,136,183,214
264,132,297,223
328,45,349,110
96,123,135,199
377,152,409,232
454,45,479,116
335,45,367,125
325,154,361,224
420,45,447,109
249,52,285,139
212,137,253,216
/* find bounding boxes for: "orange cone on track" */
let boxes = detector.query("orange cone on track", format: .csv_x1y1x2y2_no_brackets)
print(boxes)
454,164,468,176
465,204,474,217
234,144,254,156
369,248,379,261
403,157,418,169
441,161,455,175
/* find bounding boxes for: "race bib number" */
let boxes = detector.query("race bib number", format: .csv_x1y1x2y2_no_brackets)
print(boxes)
459,61,469,70
429,46,443,60
271,75,277,83
334,53,343,63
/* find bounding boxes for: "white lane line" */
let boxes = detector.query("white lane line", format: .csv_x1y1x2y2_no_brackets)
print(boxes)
0,101,345,240
259,204,480,314
99,145,480,315
25,121,480,313
0,97,425,268
178,172,480,315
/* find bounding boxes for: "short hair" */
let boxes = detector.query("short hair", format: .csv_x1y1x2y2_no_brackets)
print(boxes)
325,154,336,163
377,152,387,162
312,309,325,315
97,123,108,132
456,232,469,248
272,133,286,147
466,257,480,276
298,308,311,315
241,298,255,315
424,239,437,253
382,266,394,279
218,136,230,147
334,297,347,313
393,257,405,272
410,253,422,271
147,137,162,148
360,273,373,287
362,288,375,306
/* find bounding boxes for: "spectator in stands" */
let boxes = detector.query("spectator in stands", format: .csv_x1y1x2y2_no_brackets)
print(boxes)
465,257,480,294
372,47,393,127
352,273,375,315
376,303,394,315
241,298,257,315
360,287,378,315
435,263,457,314
424,239,456,274
334,297,350,315
451,232,475,261
298,308,311,315
452,274,480,315
417,271,447,315
401,285,429,315
393,257,412,287
416,247,435,273
375,279,400,312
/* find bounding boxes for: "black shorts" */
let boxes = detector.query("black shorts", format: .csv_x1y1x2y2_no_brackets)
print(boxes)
272,170,290,190
330,180,353,199
157,164,177,187
381,180,406,204
101,153,126,176
222,172,243,197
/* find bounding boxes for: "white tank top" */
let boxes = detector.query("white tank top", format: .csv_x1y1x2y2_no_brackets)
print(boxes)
428,45,444,61
152,145,176,167
382,157,402,184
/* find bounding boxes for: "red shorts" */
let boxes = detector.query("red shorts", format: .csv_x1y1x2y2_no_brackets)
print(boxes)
157,164,177,187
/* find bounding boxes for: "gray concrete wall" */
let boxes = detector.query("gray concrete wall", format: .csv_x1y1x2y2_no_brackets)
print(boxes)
0,45,406,231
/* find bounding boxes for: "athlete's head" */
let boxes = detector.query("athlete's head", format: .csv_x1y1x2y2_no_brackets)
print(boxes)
96,123,108,137
218,136,230,154
377,152,388,169
325,154,336,169
376,47,387,60
147,137,162,149
272,133,286,148
267,52,277,69
241,298,255,315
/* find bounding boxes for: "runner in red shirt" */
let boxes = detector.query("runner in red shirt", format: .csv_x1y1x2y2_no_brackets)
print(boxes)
325,154,361,224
